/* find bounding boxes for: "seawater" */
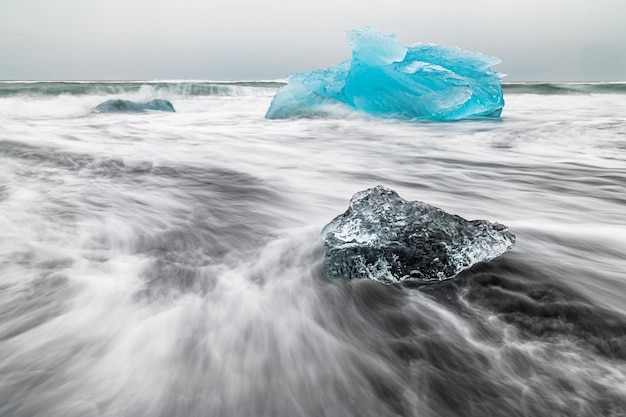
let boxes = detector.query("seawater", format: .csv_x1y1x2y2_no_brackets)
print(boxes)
0,81,625,417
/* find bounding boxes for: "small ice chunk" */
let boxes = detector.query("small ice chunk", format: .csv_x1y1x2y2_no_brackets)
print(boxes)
321,186,515,285
95,99,175,113
266,26,504,121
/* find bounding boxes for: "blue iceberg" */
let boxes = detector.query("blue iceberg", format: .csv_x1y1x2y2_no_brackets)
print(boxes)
266,27,504,121
95,99,175,113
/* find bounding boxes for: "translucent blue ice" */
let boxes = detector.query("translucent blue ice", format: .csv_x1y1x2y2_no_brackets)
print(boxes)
266,27,504,121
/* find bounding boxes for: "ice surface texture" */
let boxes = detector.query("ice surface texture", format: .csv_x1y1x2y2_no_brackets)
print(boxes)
266,26,504,121
321,186,515,284
95,99,175,113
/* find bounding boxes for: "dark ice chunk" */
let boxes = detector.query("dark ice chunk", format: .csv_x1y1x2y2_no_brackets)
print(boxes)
321,186,515,284
95,99,175,113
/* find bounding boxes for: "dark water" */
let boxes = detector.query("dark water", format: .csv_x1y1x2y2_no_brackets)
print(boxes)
0,81,625,416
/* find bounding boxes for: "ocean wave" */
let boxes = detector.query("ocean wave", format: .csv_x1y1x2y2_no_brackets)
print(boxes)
2,81,625,99
503,82,626,95
0,81,285,98
1,87,626,416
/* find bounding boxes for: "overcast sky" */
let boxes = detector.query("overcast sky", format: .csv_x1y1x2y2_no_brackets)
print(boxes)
1,0,624,81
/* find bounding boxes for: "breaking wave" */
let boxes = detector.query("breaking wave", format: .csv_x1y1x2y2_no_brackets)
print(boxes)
0,81,284,98
2,81,625,100
502,82,626,95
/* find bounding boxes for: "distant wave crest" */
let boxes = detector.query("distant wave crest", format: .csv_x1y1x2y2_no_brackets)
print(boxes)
503,82,626,95
0,81,285,97
1,81,625,99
